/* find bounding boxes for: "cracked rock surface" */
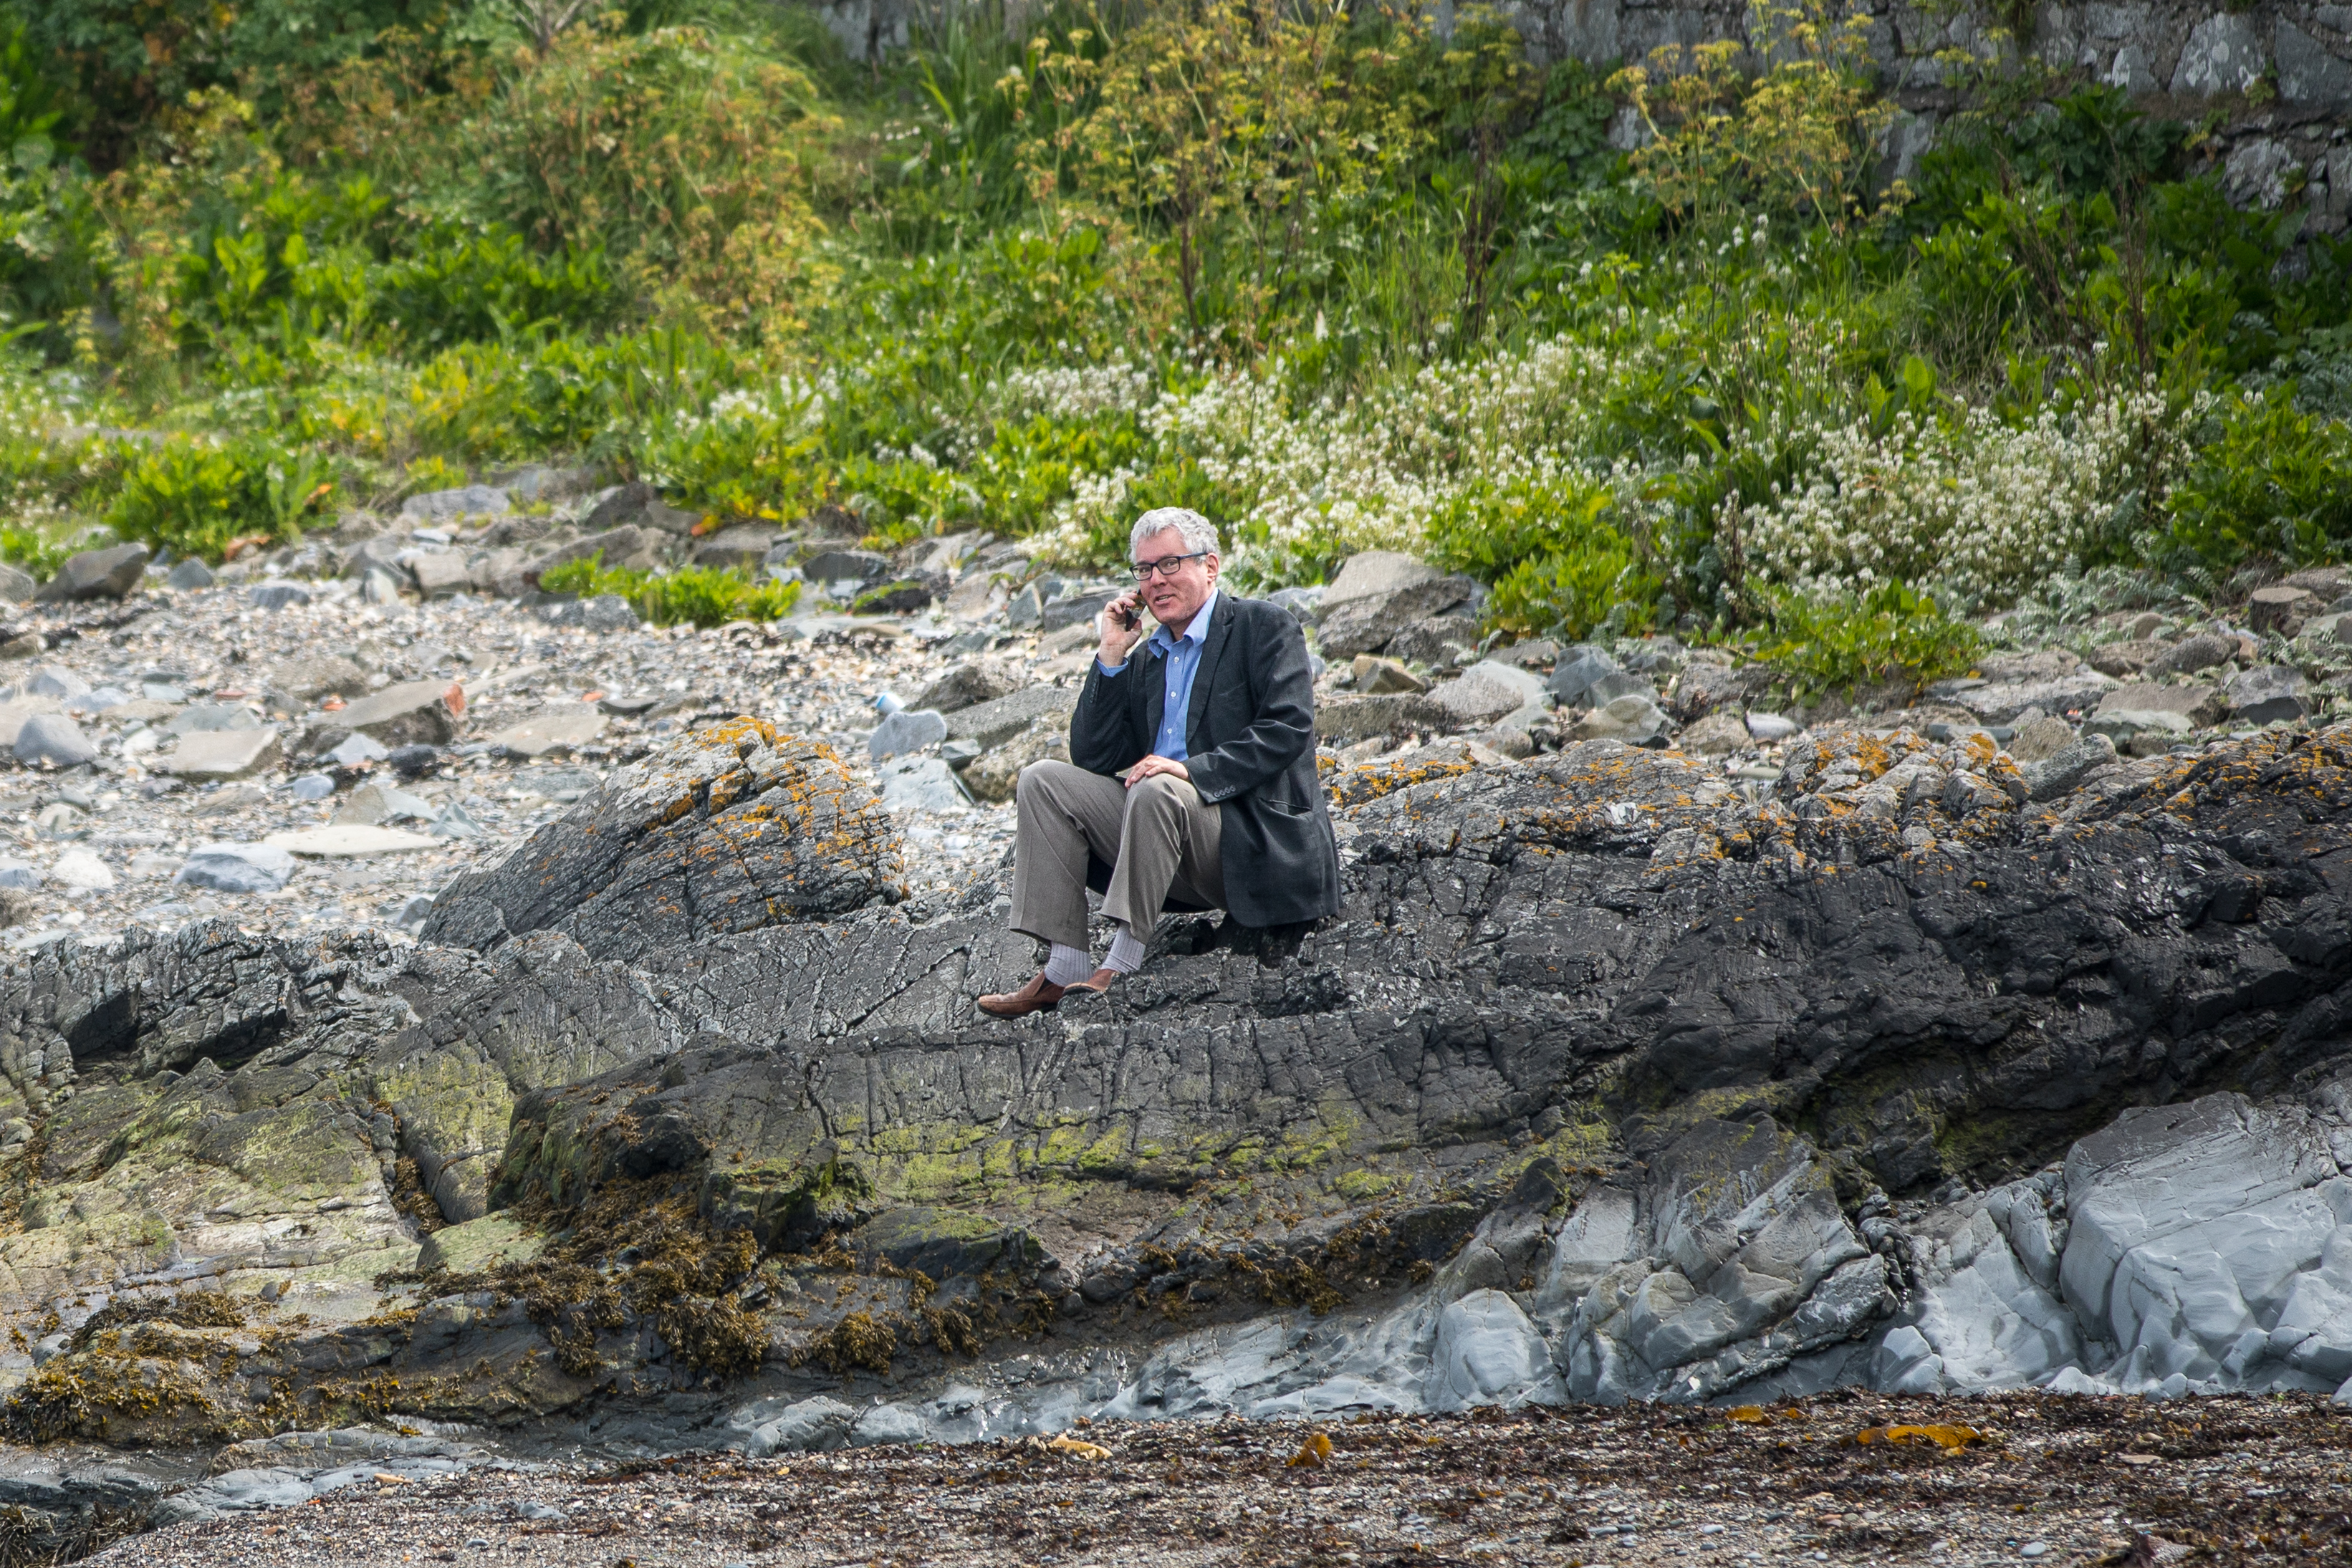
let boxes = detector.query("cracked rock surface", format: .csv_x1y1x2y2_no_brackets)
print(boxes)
7,556,2352,1549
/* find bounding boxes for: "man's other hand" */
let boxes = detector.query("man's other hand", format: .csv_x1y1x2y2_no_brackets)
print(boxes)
1098,590,1146,668
1126,754,1189,788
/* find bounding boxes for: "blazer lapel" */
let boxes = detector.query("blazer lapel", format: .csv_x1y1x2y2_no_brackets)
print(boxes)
1184,596,1235,751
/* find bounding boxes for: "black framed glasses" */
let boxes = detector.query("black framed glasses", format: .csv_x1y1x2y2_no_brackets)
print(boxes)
1132,549,1210,581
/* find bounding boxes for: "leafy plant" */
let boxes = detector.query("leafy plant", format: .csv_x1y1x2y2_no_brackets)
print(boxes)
1610,0,1893,231
1751,582,1984,701
2155,390,2352,571
537,550,801,626
104,434,335,561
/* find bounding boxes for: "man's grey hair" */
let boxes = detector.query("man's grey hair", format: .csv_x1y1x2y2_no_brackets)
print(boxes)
1130,506,1220,562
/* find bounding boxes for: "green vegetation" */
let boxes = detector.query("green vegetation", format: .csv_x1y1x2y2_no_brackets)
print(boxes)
0,0,2339,665
538,549,801,626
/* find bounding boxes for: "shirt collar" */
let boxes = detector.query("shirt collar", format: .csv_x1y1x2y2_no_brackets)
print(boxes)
1151,585,1219,653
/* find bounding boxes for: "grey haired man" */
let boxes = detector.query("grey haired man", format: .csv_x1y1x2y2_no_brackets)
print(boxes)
979,507,1341,1017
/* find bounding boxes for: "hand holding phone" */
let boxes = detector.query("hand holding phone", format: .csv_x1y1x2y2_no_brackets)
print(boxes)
1098,590,1146,663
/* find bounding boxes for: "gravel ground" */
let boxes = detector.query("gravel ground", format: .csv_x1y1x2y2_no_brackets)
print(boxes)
77,1391,2352,1567
0,583,1024,947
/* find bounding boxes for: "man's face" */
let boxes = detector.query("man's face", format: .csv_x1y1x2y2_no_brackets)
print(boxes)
1136,527,1218,627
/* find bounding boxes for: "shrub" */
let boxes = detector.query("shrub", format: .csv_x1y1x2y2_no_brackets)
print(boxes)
104,434,335,561
1736,385,2185,610
2155,391,2352,572
1750,583,1983,701
537,552,800,627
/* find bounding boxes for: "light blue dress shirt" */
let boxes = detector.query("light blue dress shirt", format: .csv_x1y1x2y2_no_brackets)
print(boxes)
1098,586,1219,763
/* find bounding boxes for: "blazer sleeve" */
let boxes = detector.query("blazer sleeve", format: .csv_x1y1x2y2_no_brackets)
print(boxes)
1184,606,1316,805
1071,658,1148,776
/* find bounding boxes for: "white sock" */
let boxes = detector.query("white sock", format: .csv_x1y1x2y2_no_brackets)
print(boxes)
1103,927,1148,974
1043,943,1094,986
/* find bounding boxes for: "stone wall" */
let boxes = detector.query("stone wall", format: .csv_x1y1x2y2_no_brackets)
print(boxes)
794,0,2352,231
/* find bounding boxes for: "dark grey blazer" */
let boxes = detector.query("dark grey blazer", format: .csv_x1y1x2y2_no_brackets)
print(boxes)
1071,592,1341,929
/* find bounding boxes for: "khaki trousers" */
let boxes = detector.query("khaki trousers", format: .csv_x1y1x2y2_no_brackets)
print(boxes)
1009,760,1226,950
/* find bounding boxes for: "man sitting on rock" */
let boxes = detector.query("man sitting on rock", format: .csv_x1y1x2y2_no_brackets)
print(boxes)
979,507,1340,1016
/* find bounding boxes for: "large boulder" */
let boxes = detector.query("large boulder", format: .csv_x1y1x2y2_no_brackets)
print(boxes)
421,719,908,961
34,544,148,604
1315,552,1476,658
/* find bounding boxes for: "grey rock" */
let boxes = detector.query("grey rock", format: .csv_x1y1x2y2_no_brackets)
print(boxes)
1952,673,2116,726
2227,665,2311,725
0,859,34,889
1545,644,1623,707
877,756,969,813
422,725,906,961
160,728,281,780
288,774,335,802
174,842,296,893
314,680,464,751
2173,13,2267,95
265,656,369,703
1569,694,1672,747
739,1395,857,1456
490,706,607,759
691,524,785,572
1313,693,1451,744
1041,590,1118,635
13,713,95,767
248,582,312,612
0,562,33,602
941,685,1077,752
34,543,149,603
360,565,405,605
167,703,260,736
2005,715,2078,764
869,707,949,762
24,665,90,701
327,731,390,768
1744,711,1800,742
854,574,949,616
2147,633,2237,678
911,659,1024,716
499,465,600,506
962,717,1070,804
802,549,891,586
1317,552,1476,658
1428,660,1549,726
580,481,659,534
2019,733,2117,801
537,592,640,633
1679,711,1749,756
400,484,509,523
408,551,471,599
1383,616,1480,668
332,783,435,827
2094,681,2226,729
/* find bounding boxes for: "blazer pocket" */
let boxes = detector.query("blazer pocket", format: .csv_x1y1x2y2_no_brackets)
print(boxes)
1261,794,1313,817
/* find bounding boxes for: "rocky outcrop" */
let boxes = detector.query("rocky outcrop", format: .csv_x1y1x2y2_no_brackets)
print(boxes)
421,719,908,961
12,716,2352,1516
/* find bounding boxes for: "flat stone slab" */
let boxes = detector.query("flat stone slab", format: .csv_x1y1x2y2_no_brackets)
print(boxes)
324,679,465,749
942,686,1077,752
490,705,606,759
160,727,281,779
265,826,440,857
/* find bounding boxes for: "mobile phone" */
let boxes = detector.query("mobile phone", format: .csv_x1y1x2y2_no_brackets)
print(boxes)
1113,597,1141,630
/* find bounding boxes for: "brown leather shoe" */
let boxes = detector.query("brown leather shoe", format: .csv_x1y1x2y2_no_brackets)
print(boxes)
1060,968,1123,997
977,972,1067,1019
